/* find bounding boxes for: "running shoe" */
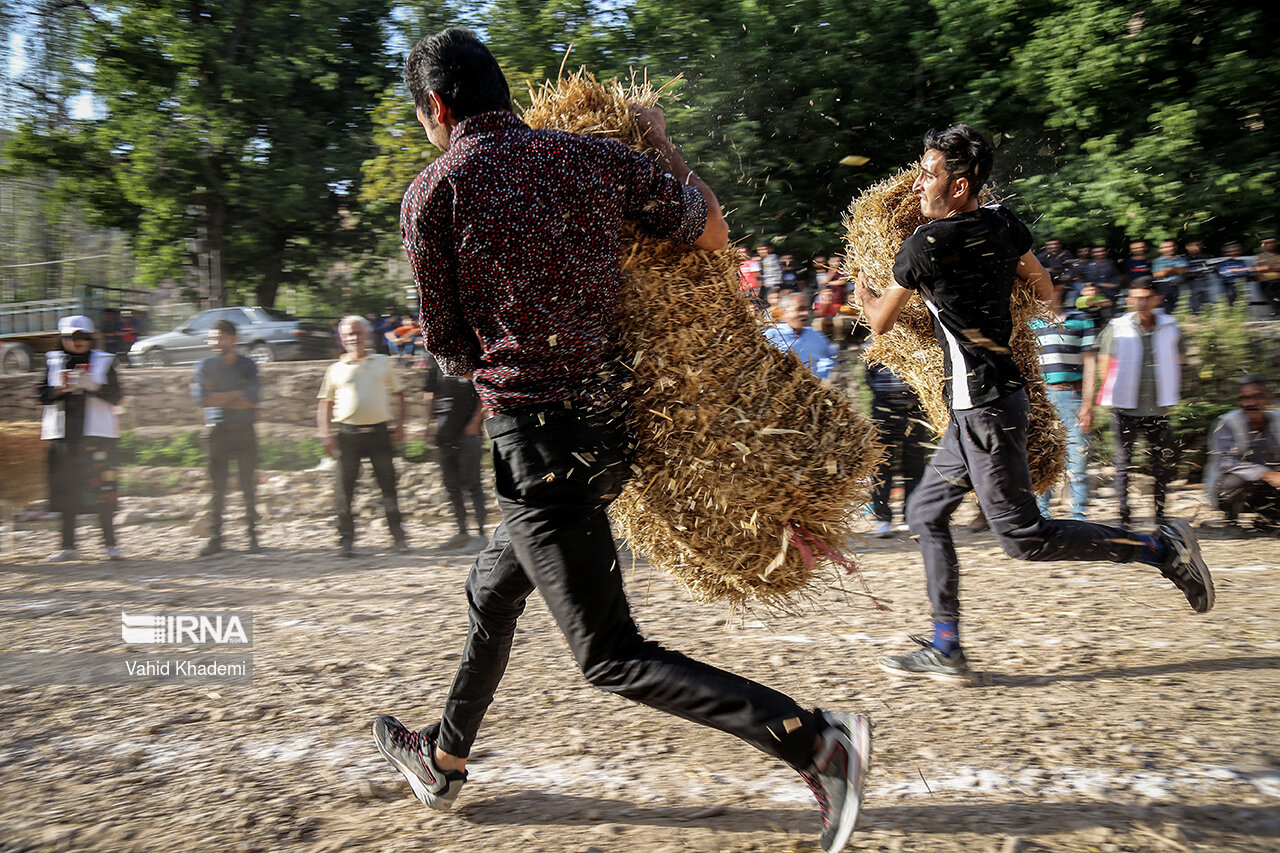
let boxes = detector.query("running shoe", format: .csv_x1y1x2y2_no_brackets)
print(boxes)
1155,519,1214,613
800,711,872,853
878,635,971,683
371,716,467,810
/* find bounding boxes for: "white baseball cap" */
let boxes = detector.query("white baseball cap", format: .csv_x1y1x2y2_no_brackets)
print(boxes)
58,315,95,335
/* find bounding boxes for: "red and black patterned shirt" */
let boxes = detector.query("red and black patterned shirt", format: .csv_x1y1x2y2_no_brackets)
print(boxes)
401,111,707,414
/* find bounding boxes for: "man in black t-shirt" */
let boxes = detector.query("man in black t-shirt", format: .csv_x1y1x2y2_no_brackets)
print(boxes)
854,124,1214,684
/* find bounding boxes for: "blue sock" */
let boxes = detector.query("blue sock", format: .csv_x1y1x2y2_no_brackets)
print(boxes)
932,621,960,656
1132,533,1168,567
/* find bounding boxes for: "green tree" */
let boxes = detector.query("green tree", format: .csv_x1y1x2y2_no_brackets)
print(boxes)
4,0,396,308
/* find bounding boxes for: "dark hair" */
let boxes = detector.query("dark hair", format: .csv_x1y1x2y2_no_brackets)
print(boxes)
922,124,994,194
1129,276,1156,293
213,319,238,336
404,28,512,121
1237,373,1269,391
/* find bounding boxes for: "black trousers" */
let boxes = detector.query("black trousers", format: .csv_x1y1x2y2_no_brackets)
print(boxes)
207,422,257,538
907,389,1138,624
1218,473,1280,523
334,423,403,542
436,406,820,770
1112,412,1175,521
438,434,486,535
870,392,929,523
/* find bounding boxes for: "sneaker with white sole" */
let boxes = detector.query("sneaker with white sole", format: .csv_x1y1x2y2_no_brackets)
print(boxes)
105,547,123,561
44,549,78,563
873,520,893,538
1155,519,1214,613
371,716,467,810
878,636,972,684
800,711,872,853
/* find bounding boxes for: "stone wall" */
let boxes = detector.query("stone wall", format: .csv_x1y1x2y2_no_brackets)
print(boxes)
0,360,430,429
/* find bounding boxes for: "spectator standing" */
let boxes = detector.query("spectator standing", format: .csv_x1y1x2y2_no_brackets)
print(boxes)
1084,245,1122,306
192,319,260,557
1217,242,1252,311
1123,239,1152,290
423,352,488,550
865,357,928,537
99,308,129,356
1152,239,1189,312
1036,238,1072,289
1254,236,1280,316
1029,279,1098,520
765,292,836,379
1096,280,1183,527
757,243,782,300
737,247,762,303
376,30,870,853
317,315,409,558
1205,375,1280,533
39,315,123,562
1060,245,1091,301
1184,239,1219,314
779,253,800,292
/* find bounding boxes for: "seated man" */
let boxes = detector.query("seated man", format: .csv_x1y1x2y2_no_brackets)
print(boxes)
1206,374,1280,532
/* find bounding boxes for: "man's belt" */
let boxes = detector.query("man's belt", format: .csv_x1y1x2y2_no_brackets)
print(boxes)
336,422,388,433
1044,381,1083,391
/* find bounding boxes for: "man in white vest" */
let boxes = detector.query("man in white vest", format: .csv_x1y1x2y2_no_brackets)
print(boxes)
1095,278,1184,527
1205,374,1280,532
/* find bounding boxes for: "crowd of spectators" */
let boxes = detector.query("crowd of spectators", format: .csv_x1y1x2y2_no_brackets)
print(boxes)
750,234,1280,536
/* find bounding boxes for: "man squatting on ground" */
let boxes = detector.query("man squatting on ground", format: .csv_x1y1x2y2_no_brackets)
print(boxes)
192,319,260,557
369,28,870,853
1205,374,1280,531
317,315,409,558
854,125,1215,684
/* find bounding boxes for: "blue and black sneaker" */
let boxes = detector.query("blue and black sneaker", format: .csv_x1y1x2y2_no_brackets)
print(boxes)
878,635,971,684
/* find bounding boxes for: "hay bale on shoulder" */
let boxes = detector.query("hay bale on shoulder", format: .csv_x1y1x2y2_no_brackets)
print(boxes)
841,167,1066,494
522,72,884,607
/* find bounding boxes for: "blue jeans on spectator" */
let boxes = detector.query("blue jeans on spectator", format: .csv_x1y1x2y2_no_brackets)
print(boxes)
392,340,415,358
1037,387,1089,520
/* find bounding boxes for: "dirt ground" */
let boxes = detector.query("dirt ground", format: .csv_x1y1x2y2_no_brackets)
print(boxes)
1,466,1278,853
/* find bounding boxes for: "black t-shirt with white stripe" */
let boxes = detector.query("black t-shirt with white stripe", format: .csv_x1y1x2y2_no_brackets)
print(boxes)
892,204,1033,410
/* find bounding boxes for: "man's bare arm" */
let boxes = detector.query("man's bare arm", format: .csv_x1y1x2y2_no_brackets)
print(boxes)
633,105,728,252
853,273,915,335
1018,251,1054,303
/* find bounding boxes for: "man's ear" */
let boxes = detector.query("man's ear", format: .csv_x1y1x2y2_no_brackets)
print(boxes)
952,175,971,201
428,90,448,125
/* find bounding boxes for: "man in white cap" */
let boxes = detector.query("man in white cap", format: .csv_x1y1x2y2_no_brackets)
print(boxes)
38,315,124,561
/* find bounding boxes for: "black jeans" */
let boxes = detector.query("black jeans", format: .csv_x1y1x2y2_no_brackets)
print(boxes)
870,392,929,523
207,421,257,538
334,423,403,543
438,434,486,536
436,406,820,770
1218,473,1280,523
907,389,1138,623
1112,412,1175,521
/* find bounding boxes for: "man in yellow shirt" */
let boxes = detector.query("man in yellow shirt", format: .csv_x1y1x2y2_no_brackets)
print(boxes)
318,315,409,557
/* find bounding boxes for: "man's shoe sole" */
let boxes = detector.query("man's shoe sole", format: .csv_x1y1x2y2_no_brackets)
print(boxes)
823,712,872,853
1165,519,1215,613
370,717,455,811
877,659,973,685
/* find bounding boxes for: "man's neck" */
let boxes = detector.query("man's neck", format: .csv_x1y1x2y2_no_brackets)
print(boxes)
1137,312,1157,331
219,351,238,364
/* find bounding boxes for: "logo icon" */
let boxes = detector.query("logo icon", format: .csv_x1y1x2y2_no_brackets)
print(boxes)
121,612,251,646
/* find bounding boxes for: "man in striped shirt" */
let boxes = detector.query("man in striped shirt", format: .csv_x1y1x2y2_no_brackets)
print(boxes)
1029,281,1098,520
854,125,1214,684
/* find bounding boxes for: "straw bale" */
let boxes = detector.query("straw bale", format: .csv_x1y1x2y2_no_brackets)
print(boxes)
841,167,1066,494
0,422,48,506
523,72,884,607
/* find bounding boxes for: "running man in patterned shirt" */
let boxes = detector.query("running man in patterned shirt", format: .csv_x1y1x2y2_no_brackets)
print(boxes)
369,28,870,853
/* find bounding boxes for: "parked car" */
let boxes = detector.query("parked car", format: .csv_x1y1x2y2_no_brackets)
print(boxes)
129,306,338,367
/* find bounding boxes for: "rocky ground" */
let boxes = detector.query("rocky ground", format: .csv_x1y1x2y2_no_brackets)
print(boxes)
1,458,1278,853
